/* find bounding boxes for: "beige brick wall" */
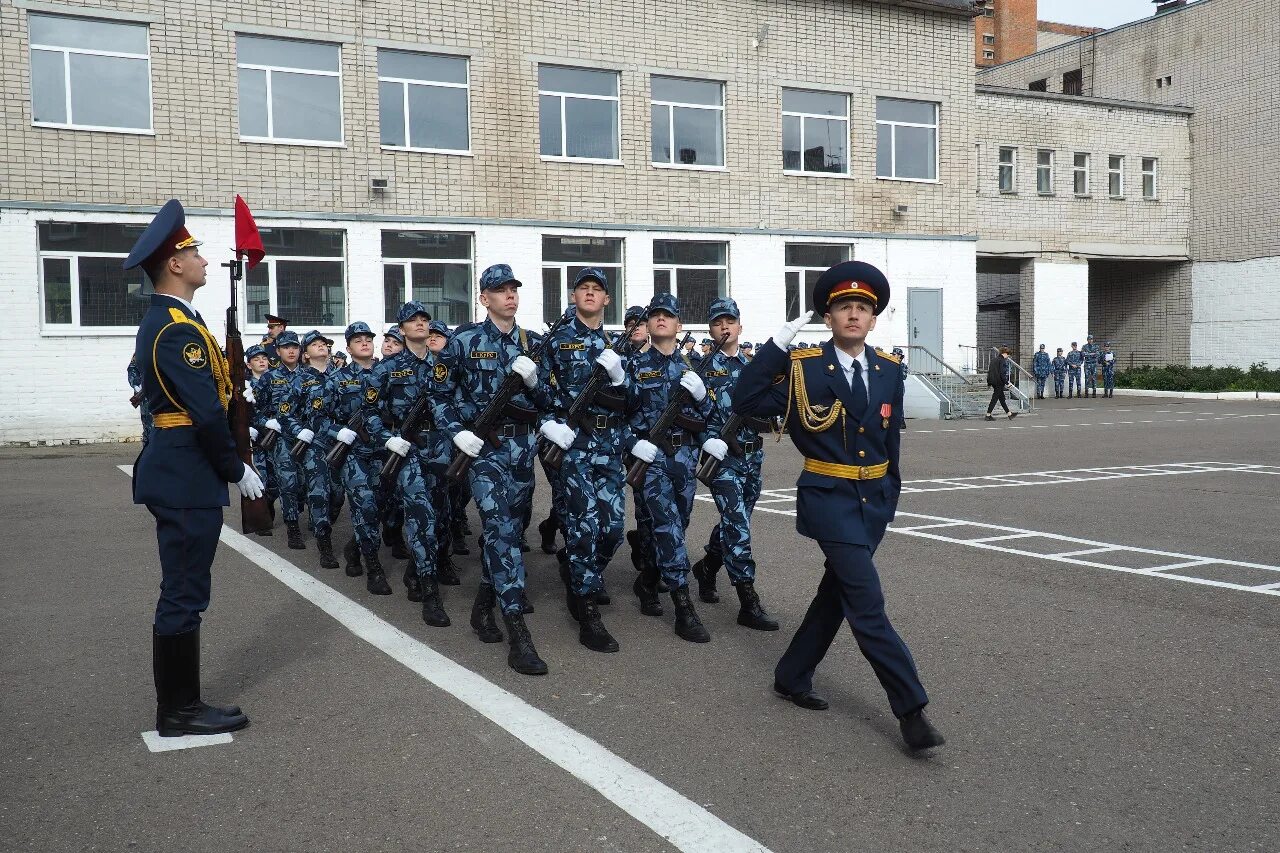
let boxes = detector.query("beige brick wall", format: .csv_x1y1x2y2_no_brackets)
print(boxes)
1,0,978,238
1088,260,1192,367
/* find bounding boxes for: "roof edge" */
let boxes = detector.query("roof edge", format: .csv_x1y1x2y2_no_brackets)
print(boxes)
976,84,1194,115
871,0,979,19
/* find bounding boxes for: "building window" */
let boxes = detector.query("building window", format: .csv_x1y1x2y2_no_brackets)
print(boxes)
1073,152,1090,196
785,243,852,320
38,222,149,329
381,231,473,326
782,89,849,175
542,236,624,326
652,240,727,326
1063,69,1083,96
237,35,343,144
650,76,724,168
998,146,1016,193
1108,155,1125,198
1141,158,1159,199
982,50,996,60
1029,79,1048,92
538,65,620,161
982,6,995,17
28,13,152,132
875,98,938,182
377,50,469,153
1036,149,1054,195
245,228,346,327
983,34,996,45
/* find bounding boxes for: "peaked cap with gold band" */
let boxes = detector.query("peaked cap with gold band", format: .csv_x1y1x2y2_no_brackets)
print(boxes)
812,260,891,316
123,199,202,272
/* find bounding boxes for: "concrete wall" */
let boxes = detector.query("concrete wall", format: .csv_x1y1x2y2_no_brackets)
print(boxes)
1088,260,1191,368
1191,258,1280,368
1030,259,1088,357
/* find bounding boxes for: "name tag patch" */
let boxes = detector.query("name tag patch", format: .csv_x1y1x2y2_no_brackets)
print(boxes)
389,369,413,378
559,342,586,351
471,351,498,360
637,369,663,380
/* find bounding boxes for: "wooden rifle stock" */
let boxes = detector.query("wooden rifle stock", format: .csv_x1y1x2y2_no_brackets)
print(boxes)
325,410,367,469
223,253,273,535
378,390,432,489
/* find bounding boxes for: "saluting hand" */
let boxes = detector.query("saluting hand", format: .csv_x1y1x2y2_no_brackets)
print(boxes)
774,311,813,349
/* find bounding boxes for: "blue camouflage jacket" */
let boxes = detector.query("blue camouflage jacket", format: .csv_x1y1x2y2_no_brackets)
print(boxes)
254,364,300,435
542,314,630,450
1066,349,1084,368
701,348,767,470
1032,351,1052,377
362,347,451,467
626,344,713,455
1081,342,1101,366
283,364,336,450
1051,355,1069,375
324,360,378,458
434,318,552,439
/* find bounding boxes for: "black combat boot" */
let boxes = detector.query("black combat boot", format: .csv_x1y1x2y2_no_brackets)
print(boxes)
519,533,531,553
595,577,611,606
391,530,410,560
520,589,535,614
153,627,248,737
632,570,663,618
451,519,470,555
501,611,549,675
420,576,450,627
691,553,722,603
627,529,645,573
899,708,946,751
670,587,711,643
343,537,362,577
364,552,392,595
461,516,474,537
286,521,305,550
470,585,503,643
627,529,668,593
538,516,559,554
437,554,461,586
576,596,619,653
735,581,779,631
316,535,339,569
403,562,422,602
558,555,579,622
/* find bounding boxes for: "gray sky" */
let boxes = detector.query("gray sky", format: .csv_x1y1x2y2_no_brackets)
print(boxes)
1038,0,1182,29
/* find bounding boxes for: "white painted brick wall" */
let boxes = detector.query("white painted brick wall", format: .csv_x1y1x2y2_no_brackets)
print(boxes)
1031,259,1089,353
1191,258,1280,368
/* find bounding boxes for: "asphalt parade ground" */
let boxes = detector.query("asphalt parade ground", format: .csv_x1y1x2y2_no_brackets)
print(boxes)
2,396,1278,852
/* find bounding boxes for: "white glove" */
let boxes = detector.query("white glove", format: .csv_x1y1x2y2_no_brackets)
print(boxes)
511,355,538,388
236,464,265,500
385,436,411,457
296,428,315,445
264,418,282,433
702,438,728,461
596,350,625,385
249,427,259,442
774,311,814,348
680,371,707,402
453,430,484,458
242,385,256,404
539,421,576,451
337,427,358,445
630,439,658,463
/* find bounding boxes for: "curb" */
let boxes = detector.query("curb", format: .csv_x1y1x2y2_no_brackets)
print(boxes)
1112,389,1280,401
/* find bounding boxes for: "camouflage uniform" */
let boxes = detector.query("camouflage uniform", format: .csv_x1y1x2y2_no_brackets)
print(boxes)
324,339,382,559
1101,343,1117,397
254,339,303,526
1081,337,1101,396
127,354,154,445
1066,346,1084,397
1051,351,1068,398
284,341,344,540
1032,346,1051,399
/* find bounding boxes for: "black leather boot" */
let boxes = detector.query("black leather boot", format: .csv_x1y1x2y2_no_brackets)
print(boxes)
364,552,392,595
286,521,305,550
501,611,548,675
559,556,580,622
343,536,362,577
627,529,645,573
451,519,470,555
470,585,503,643
594,577,611,606
577,596,619,653
520,589,535,614
538,516,559,554
691,553,722,603
627,529,668,594
437,554,461,586
403,562,422,602
519,533,531,553
670,587,710,643
153,627,248,737
632,574,663,617
420,576,450,627
391,528,410,560
735,581,779,631
899,708,946,751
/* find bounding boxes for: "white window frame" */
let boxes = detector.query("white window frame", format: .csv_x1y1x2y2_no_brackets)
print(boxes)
650,77,726,171
39,248,146,336
237,38,345,148
983,34,996,45
1036,149,1054,195
540,239,626,327
244,242,349,335
1141,157,1159,200
875,98,940,184
538,66,622,165
29,15,154,135
1108,154,1125,198
782,89,850,178
982,49,996,60
652,240,729,333
382,260,475,325
377,53,471,155
1073,152,1091,196
785,242,854,328
998,146,1017,193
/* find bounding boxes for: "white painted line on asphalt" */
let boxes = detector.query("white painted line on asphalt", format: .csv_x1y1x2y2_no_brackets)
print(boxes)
967,533,1039,543
1256,582,1280,591
1139,560,1216,574
890,521,966,532
1049,547,1120,558
142,731,233,752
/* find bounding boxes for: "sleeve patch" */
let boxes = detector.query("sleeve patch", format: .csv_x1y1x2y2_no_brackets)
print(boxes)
279,402,291,414
312,398,323,410
182,343,208,369
433,363,448,383
365,388,379,402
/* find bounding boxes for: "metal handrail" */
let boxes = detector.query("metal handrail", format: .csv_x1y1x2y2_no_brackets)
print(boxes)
895,344,975,385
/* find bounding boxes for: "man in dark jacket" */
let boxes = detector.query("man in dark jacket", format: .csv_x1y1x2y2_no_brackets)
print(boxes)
985,347,1018,421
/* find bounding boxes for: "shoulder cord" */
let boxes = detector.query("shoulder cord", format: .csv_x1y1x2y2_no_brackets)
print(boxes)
161,307,233,413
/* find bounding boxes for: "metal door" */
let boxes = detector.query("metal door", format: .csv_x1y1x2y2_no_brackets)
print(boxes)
908,288,943,361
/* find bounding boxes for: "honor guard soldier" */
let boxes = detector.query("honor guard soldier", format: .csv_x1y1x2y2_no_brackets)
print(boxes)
1051,348,1068,398
1101,341,1118,397
1081,334,1101,397
261,314,288,369
625,293,714,642
127,199,258,737
255,330,307,548
690,297,779,632
1065,342,1084,398
1032,344,1052,399
732,260,944,752
284,330,346,568
435,265,552,674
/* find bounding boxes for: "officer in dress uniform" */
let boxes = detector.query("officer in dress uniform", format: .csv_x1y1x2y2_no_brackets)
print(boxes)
127,200,259,737
261,314,288,370
732,261,944,752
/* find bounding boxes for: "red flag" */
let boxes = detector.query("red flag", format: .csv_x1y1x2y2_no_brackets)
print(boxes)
234,194,266,271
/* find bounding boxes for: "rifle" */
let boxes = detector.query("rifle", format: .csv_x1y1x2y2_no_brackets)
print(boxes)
445,309,573,483
625,331,728,490
129,390,143,408
325,408,369,470
694,411,774,486
378,388,434,490
538,315,642,471
223,252,273,535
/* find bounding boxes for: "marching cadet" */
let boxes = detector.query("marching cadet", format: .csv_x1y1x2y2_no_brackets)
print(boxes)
741,341,754,361
1032,344,1052,399
261,314,287,369
382,326,405,359
539,267,629,652
436,265,552,674
682,335,701,365
891,346,908,379
626,305,649,351
363,303,452,624
282,330,345,569
1101,341,1118,397
689,297,778,632
426,320,463,587
1051,347,1068,398
378,325,409,558
622,304,659,587
331,351,348,371
245,343,277,530
256,330,307,549
1066,342,1084,398
127,354,154,445
126,199,257,737
325,321,392,594
732,260,944,752
699,337,714,360
626,293,714,643
1081,334,1101,398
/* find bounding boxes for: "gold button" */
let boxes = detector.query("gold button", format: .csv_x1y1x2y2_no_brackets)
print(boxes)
861,497,868,503
858,450,866,458
857,426,865,434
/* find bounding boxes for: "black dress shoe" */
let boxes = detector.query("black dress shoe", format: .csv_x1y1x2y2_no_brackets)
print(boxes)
773,681,828,711
899,709,946,751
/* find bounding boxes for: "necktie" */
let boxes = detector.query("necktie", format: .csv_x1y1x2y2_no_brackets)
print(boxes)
850,360,868,416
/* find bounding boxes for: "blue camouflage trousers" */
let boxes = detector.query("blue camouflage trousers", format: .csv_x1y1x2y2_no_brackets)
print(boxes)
1034,376,1048,397
341,452,383,556
469,433,536,615
449,479,470,527
539,452,566,535
398,452,439,579
252,444,278,504
430,472,453,563
1084,362,1098,392
1052,373,1066,396
640,445,698,591
271,439,303,523
559,445,626,596
704,452,763,585
1067,368,1082,396
300,443,344,538
1103,366,1116,392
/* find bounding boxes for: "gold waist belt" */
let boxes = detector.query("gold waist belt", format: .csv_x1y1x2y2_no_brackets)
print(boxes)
153,412,194,428
803,458,889,480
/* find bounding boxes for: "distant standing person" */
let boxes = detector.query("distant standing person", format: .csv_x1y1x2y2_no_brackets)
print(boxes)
1081,335,1101,398
1065,342,1083,399
985,347,1018,421
1101,341,1118,398
1032,344,1051,399
1051,348,1068,399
